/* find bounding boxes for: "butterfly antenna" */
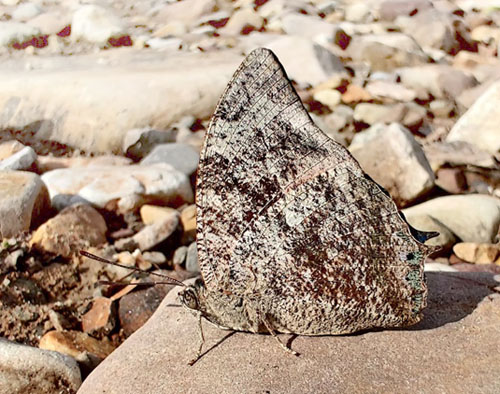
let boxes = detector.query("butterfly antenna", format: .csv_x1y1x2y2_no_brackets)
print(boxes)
80,250,186,287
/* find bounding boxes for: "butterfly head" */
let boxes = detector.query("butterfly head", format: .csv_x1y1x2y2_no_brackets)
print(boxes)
179,278,206,313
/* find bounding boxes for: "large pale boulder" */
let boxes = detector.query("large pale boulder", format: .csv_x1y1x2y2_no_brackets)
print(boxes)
0,51,242,153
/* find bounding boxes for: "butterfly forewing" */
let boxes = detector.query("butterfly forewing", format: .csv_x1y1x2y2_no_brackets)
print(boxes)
196,48,428,333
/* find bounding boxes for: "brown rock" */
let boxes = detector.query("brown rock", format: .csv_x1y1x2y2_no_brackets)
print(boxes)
341,84,372,104
118,270,192,337
435,168,468,194
81,297,116,335
39,330,115,372
79,274,500,393
140,204,177,225
30,203,107,258
453,243,500,265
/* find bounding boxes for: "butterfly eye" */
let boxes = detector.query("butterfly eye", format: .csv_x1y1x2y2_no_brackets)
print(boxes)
181,288,199,310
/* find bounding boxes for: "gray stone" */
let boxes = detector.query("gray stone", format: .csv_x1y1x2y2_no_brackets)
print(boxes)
349,123,435,206
0,51,242,153
0,171,50,238
141,143,199,176
78,274,500,394
123,127,177,161
447,80,500,154
185,242,199,273
71,5,127,45
423,141,497,171
173,245,188,266
403,195,500,243
41,164,193,212
396,8,475,53
0,21,40,46
0,337,81,394
0,146,37,171
398,65,477,100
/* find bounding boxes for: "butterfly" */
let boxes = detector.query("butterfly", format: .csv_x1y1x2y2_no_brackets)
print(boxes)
82,48,437,365
176,48,437,363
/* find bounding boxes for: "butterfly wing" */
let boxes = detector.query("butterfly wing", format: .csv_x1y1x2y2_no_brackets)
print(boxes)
196,48,432,331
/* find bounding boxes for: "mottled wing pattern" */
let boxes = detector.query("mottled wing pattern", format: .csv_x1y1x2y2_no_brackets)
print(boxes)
196,48,429,328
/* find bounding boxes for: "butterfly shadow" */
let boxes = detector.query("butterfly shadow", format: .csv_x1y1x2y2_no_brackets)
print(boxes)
406,271,500,331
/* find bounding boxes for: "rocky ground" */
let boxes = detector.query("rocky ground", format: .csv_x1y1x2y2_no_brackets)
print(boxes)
0,0,499,393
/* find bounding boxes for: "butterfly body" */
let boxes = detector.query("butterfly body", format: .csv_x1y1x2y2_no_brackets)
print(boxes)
179,48,436,344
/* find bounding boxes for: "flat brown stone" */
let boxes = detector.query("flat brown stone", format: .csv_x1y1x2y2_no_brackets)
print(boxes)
78,272,500,394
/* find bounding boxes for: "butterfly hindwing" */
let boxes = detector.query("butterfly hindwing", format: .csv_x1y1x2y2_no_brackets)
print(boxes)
196,48,429,332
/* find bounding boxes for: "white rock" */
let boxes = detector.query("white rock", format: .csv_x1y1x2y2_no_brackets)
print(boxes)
344,2,372,22
27,11,72,35
12,2,42,22
365,80,417,102
447,80,500,154
349,123,435,206
398,65,477,100
313,89,341,110
0,0,19,5
41,164,193,212
261,36,347,87
424,262,458,272
71,5,127,45
0,146,37,171
0,338,81,393
0,171,50,238
403,195,500,243
0,21,40,46
280,13,340,41
145,37,181,50
221,7,263,35
150,0,216,27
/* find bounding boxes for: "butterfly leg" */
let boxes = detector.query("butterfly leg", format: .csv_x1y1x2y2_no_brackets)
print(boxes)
188,312,205,366
262,317,299,356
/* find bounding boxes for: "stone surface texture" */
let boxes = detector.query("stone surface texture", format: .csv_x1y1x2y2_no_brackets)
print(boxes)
78,274,500,394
